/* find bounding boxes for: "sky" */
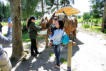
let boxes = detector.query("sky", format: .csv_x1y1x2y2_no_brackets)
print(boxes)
0,0,8,5
73,0,91,15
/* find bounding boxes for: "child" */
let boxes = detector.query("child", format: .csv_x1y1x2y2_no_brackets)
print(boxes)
49,20,64,69
27,16,42,57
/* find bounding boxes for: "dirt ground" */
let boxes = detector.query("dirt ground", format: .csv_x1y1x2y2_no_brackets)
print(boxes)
2,24,106,71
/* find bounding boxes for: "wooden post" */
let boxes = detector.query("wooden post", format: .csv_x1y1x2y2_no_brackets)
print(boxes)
45,34,48,48
67,40,72,71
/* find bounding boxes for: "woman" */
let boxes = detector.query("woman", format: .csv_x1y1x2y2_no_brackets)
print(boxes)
0,23,2,32
49,20,64,69
27,16,42,57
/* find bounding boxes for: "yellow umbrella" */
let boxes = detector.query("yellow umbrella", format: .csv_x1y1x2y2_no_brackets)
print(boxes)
56,7,80,16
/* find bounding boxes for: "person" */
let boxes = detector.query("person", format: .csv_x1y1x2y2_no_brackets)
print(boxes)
6,17,12,37
50,17,58,36
27,16,42,57
0,22,12,71
49,20,64,69
0,23,2,33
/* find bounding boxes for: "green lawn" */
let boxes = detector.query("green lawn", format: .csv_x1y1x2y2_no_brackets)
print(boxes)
22,32,45,42
0,22,8,26
60,58,67,64
22,32,30,42
90,25,102,32
0,21,26,26
81,24,106,34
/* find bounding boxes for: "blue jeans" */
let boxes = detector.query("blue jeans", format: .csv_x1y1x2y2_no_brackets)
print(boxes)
53,45,61,66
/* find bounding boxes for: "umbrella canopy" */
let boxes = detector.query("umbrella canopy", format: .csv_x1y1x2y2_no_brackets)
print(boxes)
56,7,80,16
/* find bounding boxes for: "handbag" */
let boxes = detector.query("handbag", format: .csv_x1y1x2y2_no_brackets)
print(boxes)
61,32,69,45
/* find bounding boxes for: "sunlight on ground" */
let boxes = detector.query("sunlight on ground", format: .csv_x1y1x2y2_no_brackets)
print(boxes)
31,58,37,63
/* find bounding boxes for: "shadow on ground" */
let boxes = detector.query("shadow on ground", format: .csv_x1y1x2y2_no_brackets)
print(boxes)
11,38,83,71
13,48,60,71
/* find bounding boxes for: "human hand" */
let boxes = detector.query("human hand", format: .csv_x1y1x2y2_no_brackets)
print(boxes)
49,42,53,47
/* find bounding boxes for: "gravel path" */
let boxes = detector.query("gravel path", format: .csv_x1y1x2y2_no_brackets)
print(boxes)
2,25,106,71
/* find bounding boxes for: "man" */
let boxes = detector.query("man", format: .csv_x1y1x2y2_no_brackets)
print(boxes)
0,22,12,71
6,17,12,37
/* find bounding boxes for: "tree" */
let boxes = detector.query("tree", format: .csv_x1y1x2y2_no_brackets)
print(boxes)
102,0,106,32
0,2,10,21
56,0,59,10
83,12,91,23
21,0,39,19
41,0,44,14
10,0,24,60
60,0,70,7
90,0,104,18
45,0,74,13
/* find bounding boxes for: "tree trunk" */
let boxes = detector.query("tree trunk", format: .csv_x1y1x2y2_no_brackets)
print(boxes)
41,0,44,14
10,0,24,60
102,0,106,32
56,0,59,10
64,0,66,7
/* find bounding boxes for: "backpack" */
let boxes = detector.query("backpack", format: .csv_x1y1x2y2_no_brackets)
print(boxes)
61,32,69,45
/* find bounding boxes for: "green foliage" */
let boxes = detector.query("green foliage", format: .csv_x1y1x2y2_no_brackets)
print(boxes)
0,2,10,20
90,0,104,18
50,53,54,56
78,17,83,23
21,0,39,19
60,58,67,64
83,12,90,22
46,0,54,6
22,21,27,32
83,24,90,28
91,18,102,25
0,22,8,26
34,11,43,17
60,0,70,6
22,32,44,42
91,25,101,32
22,32,30,42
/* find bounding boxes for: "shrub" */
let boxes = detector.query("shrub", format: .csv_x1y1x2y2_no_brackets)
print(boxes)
78,18,83,23
22,21,27,32
83,24,90,28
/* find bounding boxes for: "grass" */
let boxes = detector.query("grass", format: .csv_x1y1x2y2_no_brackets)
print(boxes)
60,58,67,64
22,32,45,42
0,22,8,26
90,25,102,32
82,24,90,28
81,24,106,34
0,21,26,26
22,32,30,42
49,53,67,64
50,53,55,56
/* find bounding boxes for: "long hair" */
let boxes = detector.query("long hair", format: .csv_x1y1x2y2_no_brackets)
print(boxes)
58,20,64,29
26,16,35,28
0,23,2,32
